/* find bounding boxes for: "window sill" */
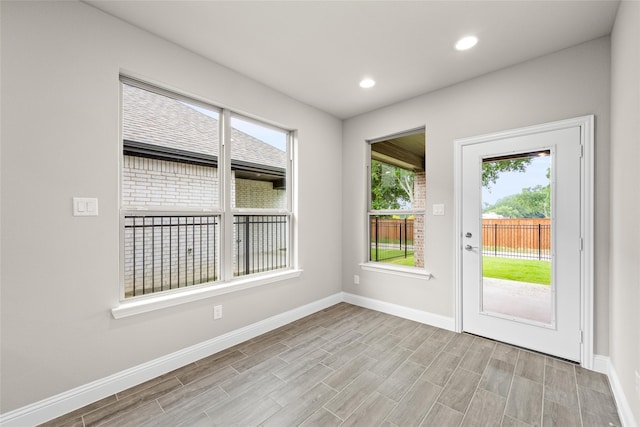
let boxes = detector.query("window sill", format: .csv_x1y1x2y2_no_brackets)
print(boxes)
359,263,432,280
111,269,303,319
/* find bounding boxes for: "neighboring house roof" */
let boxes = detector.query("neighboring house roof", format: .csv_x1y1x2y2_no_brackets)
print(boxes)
482,212,506,219
122,84,286,171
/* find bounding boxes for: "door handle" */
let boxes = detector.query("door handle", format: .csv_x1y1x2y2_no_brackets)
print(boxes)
465,245,479,251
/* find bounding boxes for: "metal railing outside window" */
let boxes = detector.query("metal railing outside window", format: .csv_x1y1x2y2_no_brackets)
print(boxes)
369,216,414,262
482,222,551,260
123,214,220,298
233,215,289,277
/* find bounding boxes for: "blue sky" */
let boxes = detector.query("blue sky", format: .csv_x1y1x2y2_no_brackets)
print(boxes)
482,156,551,206
231,117,287,152
184,102,287,151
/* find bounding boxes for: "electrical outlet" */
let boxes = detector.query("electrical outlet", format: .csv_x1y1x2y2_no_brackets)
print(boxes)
353,274,360,285
213,305,223,320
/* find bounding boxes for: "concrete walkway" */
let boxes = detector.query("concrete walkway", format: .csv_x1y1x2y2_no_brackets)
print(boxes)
482,277,552,324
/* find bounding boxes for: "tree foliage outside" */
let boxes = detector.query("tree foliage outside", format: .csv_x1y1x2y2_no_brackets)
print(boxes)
483,185,550,218
371,160,414,210
483,165,551,218
482,158,531,189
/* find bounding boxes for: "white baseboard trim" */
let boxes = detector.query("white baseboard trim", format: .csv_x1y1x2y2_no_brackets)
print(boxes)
592,354,610,374
1,292,458,426
0,292,343,427
593,354,637,427
343,292,456,331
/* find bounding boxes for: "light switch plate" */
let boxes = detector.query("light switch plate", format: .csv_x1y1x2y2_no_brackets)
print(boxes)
73,197,99,216
432,204,445,216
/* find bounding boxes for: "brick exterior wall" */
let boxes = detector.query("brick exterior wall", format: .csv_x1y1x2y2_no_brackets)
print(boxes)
123,215,220,297
413,172,426,268
123,156,285,209
234,178,286,209
123,156,219,208
122,156,287,295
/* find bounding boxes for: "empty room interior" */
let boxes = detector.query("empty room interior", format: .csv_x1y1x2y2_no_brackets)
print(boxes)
1,1,639,426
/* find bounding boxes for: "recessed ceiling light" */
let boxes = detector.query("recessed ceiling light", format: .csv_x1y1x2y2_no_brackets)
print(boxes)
359,78,376,89
455,36,478,51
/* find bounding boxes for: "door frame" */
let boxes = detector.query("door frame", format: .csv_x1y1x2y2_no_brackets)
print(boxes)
453,115,594,368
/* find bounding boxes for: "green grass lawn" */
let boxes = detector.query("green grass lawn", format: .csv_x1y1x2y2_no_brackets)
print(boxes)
376,238,415,246
483,256,551,285
482,245,550,256
371,248,414,266
387,255,415,266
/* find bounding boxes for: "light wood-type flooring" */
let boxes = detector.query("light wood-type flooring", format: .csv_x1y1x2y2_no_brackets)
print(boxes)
41,303,621,426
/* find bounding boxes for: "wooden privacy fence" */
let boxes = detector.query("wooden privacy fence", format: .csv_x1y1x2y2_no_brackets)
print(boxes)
482,218,551,260
370,217,414,261
370,218,414,244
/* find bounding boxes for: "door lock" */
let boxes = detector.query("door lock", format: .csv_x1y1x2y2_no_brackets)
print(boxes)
465,232,472,238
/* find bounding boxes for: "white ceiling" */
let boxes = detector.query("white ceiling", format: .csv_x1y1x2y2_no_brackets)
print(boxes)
86,0,619,119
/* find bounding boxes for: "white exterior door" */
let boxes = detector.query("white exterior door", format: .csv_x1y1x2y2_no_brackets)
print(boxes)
460,124,583,362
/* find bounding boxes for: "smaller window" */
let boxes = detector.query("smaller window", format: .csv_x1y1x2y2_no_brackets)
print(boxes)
368,129,426,268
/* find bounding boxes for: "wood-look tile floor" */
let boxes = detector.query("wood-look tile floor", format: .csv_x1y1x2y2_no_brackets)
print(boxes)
41,303,621,427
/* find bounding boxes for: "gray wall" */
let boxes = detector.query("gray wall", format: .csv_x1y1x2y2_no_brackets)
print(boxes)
4,0,639,419
610,1,640,421
342,37,611,353
0,1,343,412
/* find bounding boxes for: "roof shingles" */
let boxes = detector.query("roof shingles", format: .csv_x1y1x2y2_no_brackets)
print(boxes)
122,84,286,169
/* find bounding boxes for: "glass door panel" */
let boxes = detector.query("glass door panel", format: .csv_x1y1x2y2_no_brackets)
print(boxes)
480,151,553,325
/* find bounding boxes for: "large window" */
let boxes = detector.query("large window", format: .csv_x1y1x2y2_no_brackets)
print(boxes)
120,78,292,299
367,129,425,268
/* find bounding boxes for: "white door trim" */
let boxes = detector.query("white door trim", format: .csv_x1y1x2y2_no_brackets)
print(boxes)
453,115,594,368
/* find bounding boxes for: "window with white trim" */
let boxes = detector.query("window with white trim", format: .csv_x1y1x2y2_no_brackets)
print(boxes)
367,129,426,268
120,78,292,299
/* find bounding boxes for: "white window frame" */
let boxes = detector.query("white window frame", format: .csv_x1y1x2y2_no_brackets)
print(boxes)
362,128,431,279
223,112,294,282
114,77,299,319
